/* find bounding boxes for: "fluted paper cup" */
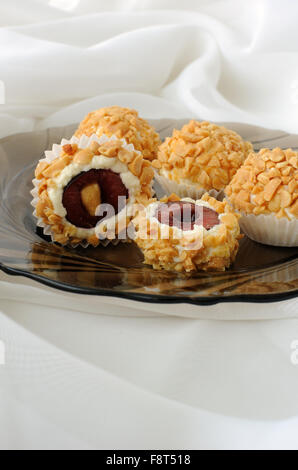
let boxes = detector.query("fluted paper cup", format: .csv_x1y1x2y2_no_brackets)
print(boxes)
239,213,298,247
31,133,136,247
154,172,224,201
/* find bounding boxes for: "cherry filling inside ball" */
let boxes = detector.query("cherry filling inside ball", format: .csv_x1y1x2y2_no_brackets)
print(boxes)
155,201,220,231
62,169,129,229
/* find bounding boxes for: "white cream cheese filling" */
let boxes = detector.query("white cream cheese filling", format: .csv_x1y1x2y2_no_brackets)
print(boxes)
159,168,208,191
143,198,231,261
146,198,222,237
48,154,141,239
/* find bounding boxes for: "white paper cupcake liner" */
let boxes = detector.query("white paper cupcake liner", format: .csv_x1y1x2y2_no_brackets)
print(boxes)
238,213,298,247
154,173,224,201
31,133,135,248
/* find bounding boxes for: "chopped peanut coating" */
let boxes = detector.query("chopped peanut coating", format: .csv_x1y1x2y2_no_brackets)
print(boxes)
133,193,241,273
75,106,161,161
153,121,253,191
225,148,298,220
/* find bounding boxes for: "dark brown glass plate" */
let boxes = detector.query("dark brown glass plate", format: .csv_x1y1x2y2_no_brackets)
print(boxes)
0,121,297,306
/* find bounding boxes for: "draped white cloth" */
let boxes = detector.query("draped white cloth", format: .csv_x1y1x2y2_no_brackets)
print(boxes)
0,0,298,450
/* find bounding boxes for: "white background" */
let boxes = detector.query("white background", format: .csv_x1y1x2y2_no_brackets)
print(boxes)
0,0,298,450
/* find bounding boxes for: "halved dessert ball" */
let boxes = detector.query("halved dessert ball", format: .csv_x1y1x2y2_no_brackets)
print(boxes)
31,134,154,246
225,147,298,246
153,120,253,199
133,193,241,272
75,106,161,161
